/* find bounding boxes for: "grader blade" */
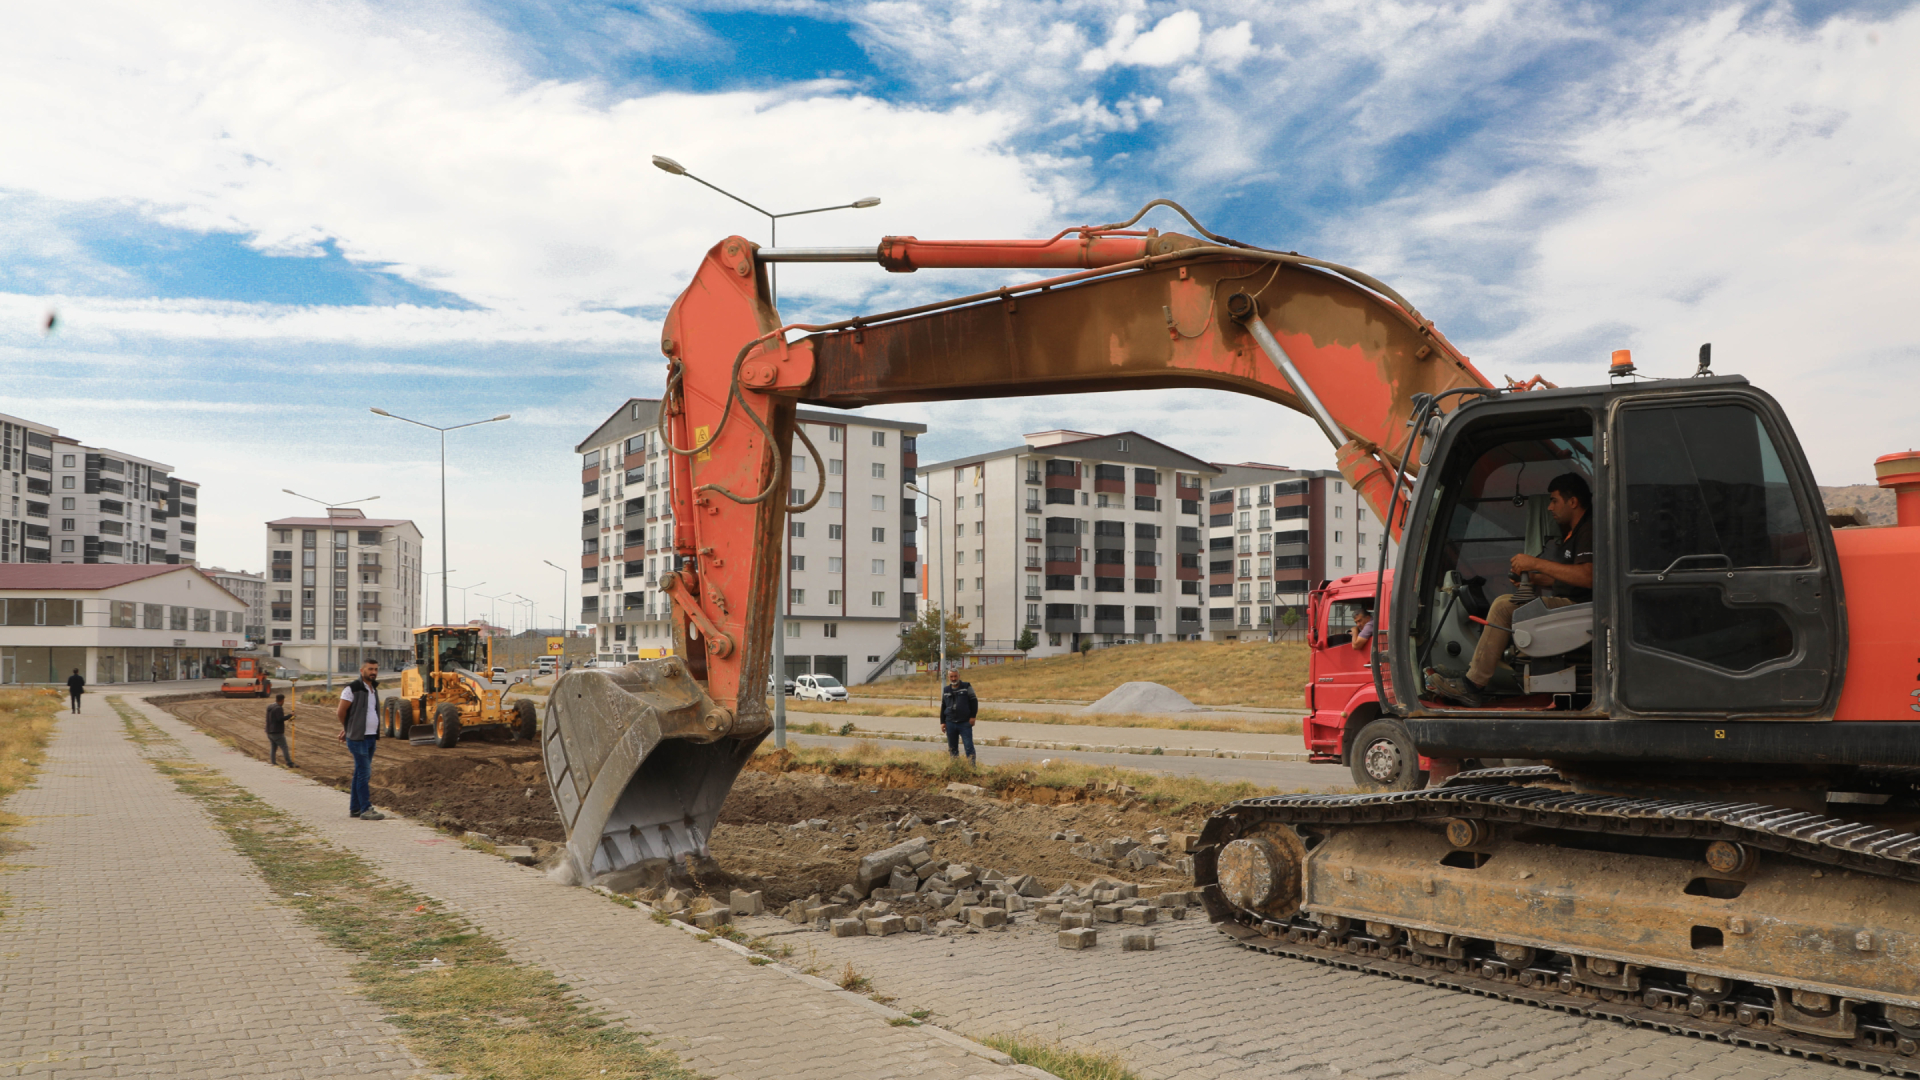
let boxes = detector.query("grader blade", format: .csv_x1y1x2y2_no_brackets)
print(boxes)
541,657,765,888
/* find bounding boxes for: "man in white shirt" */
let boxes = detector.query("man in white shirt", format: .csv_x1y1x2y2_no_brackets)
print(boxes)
336,659,386,820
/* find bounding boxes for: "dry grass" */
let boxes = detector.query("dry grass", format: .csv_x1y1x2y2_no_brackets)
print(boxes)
981,1034,1140,1080
0,688,61,808
751,740,1279,815
780,698,1301,737
858,640,1309,709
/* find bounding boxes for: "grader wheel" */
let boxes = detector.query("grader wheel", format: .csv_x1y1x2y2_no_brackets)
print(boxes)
512,698,538,742
434,703,463,749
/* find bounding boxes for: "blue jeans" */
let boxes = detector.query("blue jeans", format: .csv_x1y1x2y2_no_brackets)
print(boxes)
348,735,378,815
944,721,975,759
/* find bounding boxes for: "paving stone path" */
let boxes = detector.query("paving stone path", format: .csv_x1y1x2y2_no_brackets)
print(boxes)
124,695,1034,1080
0,693,421,1079
738,889,1857,1079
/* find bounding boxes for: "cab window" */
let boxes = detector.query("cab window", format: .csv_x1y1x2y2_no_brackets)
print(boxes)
1324,600,1366,646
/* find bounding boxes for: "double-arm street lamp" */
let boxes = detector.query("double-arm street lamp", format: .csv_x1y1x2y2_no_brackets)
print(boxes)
370,408,510,627
904,483,946,687
653,154,879,745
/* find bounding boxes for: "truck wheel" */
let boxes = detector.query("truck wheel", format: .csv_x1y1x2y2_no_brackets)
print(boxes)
434,704,463,749
512,699,538,742
1349,717,1426,791
380,698,397,738
395,699,414,738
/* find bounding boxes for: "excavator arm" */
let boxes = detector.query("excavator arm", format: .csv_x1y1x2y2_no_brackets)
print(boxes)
542,207,1492,887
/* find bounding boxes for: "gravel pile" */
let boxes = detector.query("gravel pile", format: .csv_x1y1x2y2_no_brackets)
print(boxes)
1079,681,1203,715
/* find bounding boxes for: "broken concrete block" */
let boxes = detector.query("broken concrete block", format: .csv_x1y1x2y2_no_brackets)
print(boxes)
1169,906,1189,920
904,915,927,932
868,914,906,937
1095,904,1125,923
1038,905,1064,925
692,907,733,930
1049,831,1068,841
945,782,985,795
1154,890,1188,908
1058,927,1098,950
960,830,980,846
967,907,1009,929
728,889,765,916
946,869,978,889
1116,883,1138,900
784,901,810,924
1005,895,1031,913
1103,838,1139,859
806,904,847,922
835,884,864,904
1172,832,1200,853
1124,847,1161,870
496,845,537,864
1092,889,1117,904
829,918,866,938
1064,899,1094,915
1121,906,1158,926
856,835,934,893
871,888,900,903
1122,931,1157,951
1060,912,1094,929
933,817,961,831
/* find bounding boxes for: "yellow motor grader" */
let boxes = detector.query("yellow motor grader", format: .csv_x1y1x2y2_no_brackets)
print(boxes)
381,625,538,747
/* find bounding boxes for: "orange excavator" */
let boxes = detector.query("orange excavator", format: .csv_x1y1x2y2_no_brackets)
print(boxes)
543,201,1920,1069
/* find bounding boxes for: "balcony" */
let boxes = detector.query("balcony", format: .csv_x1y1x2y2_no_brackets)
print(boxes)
1025,558,1043,570
1044,617,1080,633
1024,588,1042,600
1025,500,1041,513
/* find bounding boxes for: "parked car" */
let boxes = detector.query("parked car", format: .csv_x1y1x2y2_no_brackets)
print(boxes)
490,666,508,680
793,673,848,702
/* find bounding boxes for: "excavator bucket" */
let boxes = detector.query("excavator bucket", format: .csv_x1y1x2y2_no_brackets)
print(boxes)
541,656,766,889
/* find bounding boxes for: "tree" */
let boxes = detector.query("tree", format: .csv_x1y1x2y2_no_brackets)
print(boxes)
1014,629,1037,657
1279,607,1301,628
1078,638,1094,658
897,607,972,669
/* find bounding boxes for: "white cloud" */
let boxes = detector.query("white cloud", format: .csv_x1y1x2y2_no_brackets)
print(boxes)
1081,10,1204,70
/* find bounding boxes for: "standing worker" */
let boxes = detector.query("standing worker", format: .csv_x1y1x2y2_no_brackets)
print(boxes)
336,659,386,820
66,668,84,714
265,693,295,767
940,670,979,765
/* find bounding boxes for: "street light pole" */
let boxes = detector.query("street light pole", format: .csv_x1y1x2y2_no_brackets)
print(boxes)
542,559,569,661
905,484,945,688
369,408,510,626
652,154,879,745
283,489,382,692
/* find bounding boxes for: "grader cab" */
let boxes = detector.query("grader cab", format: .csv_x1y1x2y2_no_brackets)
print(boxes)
381,626,538,747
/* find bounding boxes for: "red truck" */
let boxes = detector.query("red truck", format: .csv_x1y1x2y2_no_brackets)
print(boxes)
1302,570,1433,790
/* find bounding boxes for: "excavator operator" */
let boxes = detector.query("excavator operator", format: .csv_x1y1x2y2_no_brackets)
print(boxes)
1431,472,1593,707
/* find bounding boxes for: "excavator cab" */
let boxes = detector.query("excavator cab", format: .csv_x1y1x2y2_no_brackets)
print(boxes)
1389,376,1848,734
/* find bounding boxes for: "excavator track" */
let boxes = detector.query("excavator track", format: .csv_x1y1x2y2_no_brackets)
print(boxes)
1197,771,1920,1075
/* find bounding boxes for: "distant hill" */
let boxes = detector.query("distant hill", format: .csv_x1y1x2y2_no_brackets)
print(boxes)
1820,485,1896,526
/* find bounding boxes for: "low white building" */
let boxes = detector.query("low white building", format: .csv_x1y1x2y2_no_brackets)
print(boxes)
0,563,250,684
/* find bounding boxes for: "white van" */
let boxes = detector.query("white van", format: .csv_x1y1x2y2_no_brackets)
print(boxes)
793,673,848,702
536,656,557,674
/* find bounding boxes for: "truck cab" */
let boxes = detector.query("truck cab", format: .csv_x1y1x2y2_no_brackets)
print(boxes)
1304,571,1433,789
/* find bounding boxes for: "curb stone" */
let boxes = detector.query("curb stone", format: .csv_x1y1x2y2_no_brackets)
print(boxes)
828,726,1311,761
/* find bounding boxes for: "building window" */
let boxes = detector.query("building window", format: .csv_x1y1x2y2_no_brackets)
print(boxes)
785,621,801,638
828,524,842,540
871,430,886,447
871,527,886,543
789,588,805,606
59,539,73,552
828,426,843,443
357,530,380,545
871,559,886,575
870,591,886,607
790,554,805,572
829,458,844,475
828,589,843,605
1335,505,1343,519
791,521,805,538
1334,556,1344,567
871,495,886,511
59,518,73,531
870,462,886,479
823,622,839,637
169,606,188,631
792,454,805,474
828,491,843,509
827,556,843,573
61,497,74,510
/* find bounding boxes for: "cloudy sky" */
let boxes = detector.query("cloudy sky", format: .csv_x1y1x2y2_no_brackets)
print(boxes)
4,0,1914,625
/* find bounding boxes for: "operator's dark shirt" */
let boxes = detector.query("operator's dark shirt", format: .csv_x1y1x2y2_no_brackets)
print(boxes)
1546,512,1594,604
265,703,288,737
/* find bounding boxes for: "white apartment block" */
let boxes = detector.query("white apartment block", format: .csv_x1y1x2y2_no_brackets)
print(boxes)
204,567,268,644
0,412,202,567
264,508,424,673
918,431,1221,662
574,399,925,685
1205,463,1396,641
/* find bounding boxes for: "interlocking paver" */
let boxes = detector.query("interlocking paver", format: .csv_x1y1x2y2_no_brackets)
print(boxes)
131,695,1027,1080
0,695,418,1079
725,879,1859,1079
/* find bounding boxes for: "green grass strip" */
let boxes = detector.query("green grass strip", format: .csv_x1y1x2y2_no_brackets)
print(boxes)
107,697,700,1080
979,1033,1140,1080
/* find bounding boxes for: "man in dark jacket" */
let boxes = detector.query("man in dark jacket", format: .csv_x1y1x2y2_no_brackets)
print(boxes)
940,670,979,764
66,668,84,714
336,660,385,819
265,693,294,767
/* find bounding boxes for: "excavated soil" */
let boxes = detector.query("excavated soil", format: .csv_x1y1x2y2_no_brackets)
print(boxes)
163,697,1202,907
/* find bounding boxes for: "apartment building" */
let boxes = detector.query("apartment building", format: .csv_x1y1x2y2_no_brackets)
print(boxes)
917,430,1220,662
573,400,926,685
0,563,249,684
0,412,201,567
204,567,268,643
264,508,424,673
1205,462,1396,640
